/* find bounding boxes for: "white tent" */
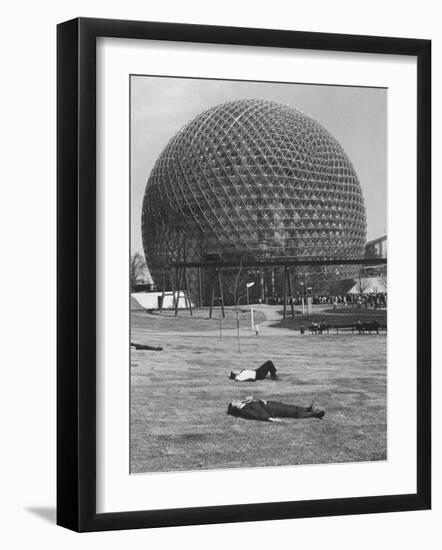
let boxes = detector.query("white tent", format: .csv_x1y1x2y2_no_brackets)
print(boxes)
130,295,145,310
348,277,387,294
130,291,194,310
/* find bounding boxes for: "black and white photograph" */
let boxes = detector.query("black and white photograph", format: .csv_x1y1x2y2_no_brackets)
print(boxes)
130,76,388,474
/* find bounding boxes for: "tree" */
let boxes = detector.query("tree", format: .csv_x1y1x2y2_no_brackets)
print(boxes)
356,267,369,294
130,252,147,290
380,265,388,291
223,256,248,306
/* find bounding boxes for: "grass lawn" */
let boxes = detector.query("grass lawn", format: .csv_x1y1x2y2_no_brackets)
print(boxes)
130,308,387,473
131,307,267,335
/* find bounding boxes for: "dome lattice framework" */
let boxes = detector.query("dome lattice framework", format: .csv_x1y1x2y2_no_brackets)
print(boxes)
141,99,367,290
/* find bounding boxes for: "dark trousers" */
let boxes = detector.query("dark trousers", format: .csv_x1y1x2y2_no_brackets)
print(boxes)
265,401,315,418
254,360,277,380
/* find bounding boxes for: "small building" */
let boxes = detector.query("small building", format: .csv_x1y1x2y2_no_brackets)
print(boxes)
365,234,387,259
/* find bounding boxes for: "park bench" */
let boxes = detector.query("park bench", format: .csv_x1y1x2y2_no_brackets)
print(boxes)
334,322,387,334
307,322,387,335
331,324,355,334
354,321,387,334
308,325,330,335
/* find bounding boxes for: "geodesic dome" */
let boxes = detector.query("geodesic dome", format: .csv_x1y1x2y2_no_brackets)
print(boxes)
141,98,366,277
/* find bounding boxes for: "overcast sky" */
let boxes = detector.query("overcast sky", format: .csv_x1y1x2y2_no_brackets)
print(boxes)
131,76,387,255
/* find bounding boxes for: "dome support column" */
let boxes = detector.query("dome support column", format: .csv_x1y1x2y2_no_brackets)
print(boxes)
209,268,225,320
282,265,296,320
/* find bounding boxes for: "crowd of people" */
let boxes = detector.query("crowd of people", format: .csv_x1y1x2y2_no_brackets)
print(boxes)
283,292,387,309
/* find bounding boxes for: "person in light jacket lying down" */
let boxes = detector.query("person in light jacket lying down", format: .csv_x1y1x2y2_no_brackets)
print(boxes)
229,360,279,382
227,397,325,422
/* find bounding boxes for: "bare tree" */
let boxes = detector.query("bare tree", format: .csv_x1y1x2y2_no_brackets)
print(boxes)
379,265,388,291
223,256,246,306
356,268,369,294
230,257,244,353
233,256,244,306
130,252,147,290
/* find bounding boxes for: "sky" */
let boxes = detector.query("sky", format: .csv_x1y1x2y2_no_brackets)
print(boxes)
131,76,387,255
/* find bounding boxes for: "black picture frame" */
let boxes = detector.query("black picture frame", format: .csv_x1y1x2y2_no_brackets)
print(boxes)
57,17,431,532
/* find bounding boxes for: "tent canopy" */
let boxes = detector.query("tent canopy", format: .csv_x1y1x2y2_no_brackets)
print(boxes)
348,277,387,294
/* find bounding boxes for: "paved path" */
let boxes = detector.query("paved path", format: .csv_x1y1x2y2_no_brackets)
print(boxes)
131,305,386,345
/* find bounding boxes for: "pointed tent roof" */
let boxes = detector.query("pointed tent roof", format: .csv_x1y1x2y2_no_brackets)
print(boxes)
348,277,387,294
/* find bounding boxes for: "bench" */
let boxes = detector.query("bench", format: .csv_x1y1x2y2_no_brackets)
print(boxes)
307,322,387,335
332,324,355,334
308,325,330,335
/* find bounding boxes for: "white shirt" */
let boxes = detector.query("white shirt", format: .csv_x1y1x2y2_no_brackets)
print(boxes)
235,369,256,382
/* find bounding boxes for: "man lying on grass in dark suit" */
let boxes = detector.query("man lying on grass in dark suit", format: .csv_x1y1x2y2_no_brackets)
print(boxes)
130,342,163,351
227,397,325,422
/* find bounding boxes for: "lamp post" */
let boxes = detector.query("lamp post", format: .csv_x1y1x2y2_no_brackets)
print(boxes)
246,281,255,305
236,294,244,353
235,285,256,352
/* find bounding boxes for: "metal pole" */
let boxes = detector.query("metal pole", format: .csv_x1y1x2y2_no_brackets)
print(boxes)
209,268,216,319
174,267,183,317
304,273,308,313
218,269,225,319
260,269,265,302
236,306,241,353
288,270,295,318
183,269,193,316
172,266,179,311
198,266,202,309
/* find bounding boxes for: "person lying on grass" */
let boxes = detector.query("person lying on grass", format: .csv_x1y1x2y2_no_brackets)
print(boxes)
227,397,325,422
130,342,163,351
229,360,279,382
